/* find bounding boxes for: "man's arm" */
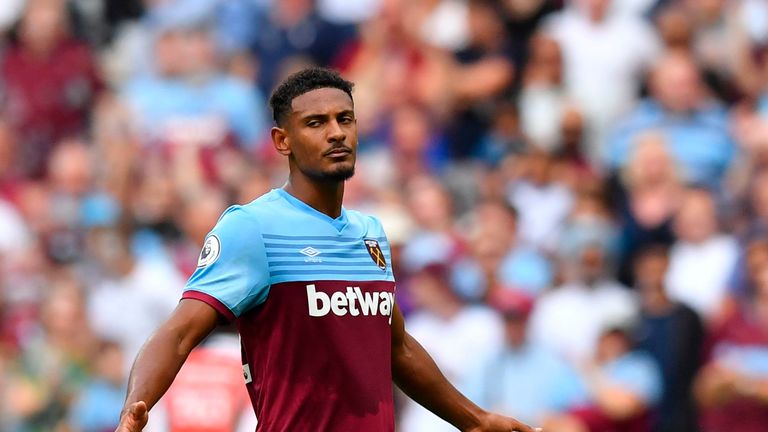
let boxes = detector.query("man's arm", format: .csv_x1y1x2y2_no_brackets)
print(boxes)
115,299,220,432
390,304,538,432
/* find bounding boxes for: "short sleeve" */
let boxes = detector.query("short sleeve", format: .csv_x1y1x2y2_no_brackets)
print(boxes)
182,206,270,321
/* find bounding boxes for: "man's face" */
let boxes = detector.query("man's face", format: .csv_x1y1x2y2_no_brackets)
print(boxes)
634,253,668,292
283,88,357,182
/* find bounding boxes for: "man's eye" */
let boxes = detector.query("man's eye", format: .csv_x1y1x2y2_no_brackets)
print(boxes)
340,117,354,124
307,120,321,127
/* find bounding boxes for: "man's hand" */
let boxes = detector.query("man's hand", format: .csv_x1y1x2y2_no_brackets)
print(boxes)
115,401,148,432
466,412,542,432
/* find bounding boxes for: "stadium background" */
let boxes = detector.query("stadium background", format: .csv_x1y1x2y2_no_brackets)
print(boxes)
2,0,768,431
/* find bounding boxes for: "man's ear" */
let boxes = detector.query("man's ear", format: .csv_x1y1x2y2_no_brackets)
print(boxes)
271,127,291,156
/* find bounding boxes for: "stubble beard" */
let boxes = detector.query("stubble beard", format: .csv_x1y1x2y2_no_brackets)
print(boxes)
302,163,355,183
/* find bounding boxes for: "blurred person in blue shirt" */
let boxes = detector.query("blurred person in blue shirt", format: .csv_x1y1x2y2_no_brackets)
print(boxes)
399,264,505,432
451,200,552,299
606,52,736,190
69,341,127,432
400,176,464,273
466,289,582,427
122,17,267,150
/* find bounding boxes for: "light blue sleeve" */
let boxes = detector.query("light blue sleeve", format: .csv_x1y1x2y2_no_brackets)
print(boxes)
183,205,270,318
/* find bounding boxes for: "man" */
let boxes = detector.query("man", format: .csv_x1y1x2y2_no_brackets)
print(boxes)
633,245,703,432
466,289,582,427
605,52,735,189
114,68,538,432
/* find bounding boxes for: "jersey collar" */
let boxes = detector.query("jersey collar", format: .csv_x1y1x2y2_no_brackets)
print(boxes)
276,188,349,233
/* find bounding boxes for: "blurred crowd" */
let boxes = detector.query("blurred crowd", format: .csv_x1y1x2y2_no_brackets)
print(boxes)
2,0,768,431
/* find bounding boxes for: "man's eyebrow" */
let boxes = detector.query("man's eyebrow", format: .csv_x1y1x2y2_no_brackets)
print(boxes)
297,112,329,121
297,110,355,120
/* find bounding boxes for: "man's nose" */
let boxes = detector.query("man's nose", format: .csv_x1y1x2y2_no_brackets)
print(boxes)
327,120,346,143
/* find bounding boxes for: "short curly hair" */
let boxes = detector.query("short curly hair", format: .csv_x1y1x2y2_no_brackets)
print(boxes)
269,67,354,126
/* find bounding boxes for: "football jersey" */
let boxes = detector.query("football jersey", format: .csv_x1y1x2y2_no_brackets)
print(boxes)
182,188,396,432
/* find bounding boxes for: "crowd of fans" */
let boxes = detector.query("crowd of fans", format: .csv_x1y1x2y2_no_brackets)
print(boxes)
1,0,768,431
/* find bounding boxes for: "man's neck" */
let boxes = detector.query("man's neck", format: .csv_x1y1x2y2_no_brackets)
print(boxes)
283,173,345,219
642,290,674,315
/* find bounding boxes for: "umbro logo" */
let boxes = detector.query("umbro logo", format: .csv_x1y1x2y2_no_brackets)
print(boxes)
300,246,322,263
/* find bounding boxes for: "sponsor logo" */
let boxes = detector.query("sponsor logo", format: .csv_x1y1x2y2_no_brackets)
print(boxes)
299,246,322,263
364,239,387,271
306,284,395,324
243,363,252,384
197,235,221,267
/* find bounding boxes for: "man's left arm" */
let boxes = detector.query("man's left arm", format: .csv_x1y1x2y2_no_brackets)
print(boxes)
390,304,539,432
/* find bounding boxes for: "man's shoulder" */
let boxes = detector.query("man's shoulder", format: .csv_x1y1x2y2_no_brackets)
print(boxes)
345,209,388,241
234,189,297,222
211,190,291,236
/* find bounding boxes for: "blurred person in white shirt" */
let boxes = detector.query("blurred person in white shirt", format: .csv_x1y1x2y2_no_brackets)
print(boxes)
506,149,574,253
86,227,184,373
665,187,739,322
529,242,638,364
399,263,504,432
543,0,661,160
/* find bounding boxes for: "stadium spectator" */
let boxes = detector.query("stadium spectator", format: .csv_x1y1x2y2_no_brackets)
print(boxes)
665,187,739,321
476,102,526,167
529,242,637,364
6,277,96,432
518,33,569,153
121,19,267,151
401,176,463,272
1,0,102,177
334,0,447,138
612,132,681,285
250,0,356,93
399,264,504,432
445,0,516,159
634,245,705,432
725,238,768,319
506,149,574,252
743,170,768,236
544,0,661,159
85,227,184,371
695,265,768,432
655,4,694,53
606,52,736,189
409,0,469,52
685,0,752,102
466,289,583,426
544,323,663,432
68,341,126,432
557,186,617,268
357,104,448,189
451,200,552,299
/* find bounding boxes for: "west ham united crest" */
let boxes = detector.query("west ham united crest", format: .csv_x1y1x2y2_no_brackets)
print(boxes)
364,239,387,271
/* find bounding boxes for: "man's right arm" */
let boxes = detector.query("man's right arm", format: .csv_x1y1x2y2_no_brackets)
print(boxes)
115,298,220,432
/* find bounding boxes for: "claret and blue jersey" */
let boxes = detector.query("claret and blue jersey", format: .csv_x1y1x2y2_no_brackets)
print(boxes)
182,188,397,432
